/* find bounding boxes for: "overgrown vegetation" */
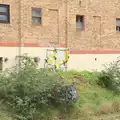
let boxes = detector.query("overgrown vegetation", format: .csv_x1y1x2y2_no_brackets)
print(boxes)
0,56,74,120
0,57,120,120
98,59,120,92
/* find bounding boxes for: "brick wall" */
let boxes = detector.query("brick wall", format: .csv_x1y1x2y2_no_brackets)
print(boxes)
20,0,65,44
0,0,120,50
0,0,19,43
0,0,66,46
67,0,120,50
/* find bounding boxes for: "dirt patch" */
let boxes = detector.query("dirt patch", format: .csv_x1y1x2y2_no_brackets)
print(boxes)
72,75,88,85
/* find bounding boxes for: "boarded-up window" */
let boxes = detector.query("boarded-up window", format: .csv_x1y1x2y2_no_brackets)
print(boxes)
49,9,59,42
92,16,101,47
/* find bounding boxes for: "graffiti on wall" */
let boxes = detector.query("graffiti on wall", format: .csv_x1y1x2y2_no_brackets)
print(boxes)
44,48,70,70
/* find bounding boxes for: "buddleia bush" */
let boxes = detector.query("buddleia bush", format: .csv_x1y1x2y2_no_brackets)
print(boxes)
98,59,120,92
0,55,74,120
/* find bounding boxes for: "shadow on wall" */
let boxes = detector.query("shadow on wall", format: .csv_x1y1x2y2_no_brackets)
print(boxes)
2,54,41,71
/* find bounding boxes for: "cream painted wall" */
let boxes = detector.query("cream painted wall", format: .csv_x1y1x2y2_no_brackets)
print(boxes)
1,47,48,71
21,47,48,69
1,47,66,71
1,47,120,71
68,54,120,71
0,47,18,71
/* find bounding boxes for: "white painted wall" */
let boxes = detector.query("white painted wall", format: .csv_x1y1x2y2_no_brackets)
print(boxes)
1,47,120,71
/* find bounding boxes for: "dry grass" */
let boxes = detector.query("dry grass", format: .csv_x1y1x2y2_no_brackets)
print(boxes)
112,101,120,112
95,101,120,116
96,102,115,115
0,109,12,120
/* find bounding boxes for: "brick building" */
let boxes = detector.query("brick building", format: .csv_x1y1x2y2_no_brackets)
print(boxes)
0,0,66,46
0,0,120,71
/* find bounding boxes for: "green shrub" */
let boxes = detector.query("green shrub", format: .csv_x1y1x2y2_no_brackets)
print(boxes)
80,71,99,85
98,59,120,92
0,55,74,120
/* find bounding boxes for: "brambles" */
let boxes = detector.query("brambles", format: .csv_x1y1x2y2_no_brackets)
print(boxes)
0,55,74,120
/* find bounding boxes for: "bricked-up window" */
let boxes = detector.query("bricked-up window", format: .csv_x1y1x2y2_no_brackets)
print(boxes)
0,4,10,23
32,8,41,24
116,19,120,32
76,15,84,30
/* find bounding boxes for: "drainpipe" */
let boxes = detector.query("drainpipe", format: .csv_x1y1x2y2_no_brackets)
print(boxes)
18,0,22,71
65,0,68,71
65,0,68,48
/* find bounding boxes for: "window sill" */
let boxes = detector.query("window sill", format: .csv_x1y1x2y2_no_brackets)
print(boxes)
0,21,10,24
0,22,11,27
76,28,84,32
116,31,120,34
31,23,42,27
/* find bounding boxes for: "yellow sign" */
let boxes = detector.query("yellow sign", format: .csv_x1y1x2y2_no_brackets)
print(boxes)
45,49,69,70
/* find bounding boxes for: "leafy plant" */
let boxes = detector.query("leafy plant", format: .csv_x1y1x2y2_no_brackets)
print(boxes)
0,55,74,120
98,59,120,92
